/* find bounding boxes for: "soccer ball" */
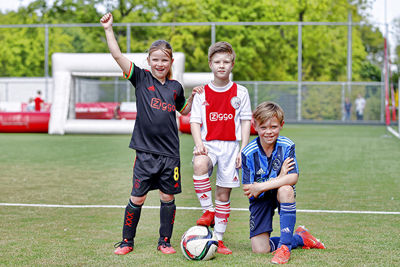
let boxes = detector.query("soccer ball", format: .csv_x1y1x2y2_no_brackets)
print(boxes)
181,225,218,261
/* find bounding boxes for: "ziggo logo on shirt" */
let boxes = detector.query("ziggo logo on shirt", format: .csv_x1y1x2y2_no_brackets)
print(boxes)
209,112,234,121
151,98,176,112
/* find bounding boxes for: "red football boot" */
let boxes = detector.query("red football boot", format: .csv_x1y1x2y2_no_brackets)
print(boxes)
114,239,133,255
271,245,290,264
196,210,215,227
295,225,326,249
217,240,232,255
157,237,177,254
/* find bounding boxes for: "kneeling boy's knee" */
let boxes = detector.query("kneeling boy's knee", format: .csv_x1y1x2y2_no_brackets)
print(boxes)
252,245,270,254
277,185,295,202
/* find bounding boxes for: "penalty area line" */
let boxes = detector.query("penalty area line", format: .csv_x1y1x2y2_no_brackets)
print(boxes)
0,202,399,215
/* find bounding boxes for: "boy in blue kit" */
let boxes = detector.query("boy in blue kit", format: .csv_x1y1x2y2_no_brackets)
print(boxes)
241,101,325,264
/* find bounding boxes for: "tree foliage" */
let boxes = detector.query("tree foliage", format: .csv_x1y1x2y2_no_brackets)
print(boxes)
0,0,396,85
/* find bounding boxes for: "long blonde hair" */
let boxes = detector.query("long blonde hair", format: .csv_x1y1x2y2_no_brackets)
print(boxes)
148,40,173,79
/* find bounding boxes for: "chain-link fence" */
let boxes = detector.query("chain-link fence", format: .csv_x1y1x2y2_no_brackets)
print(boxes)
0,77,384,123
72,78,386,123
0,76,385,123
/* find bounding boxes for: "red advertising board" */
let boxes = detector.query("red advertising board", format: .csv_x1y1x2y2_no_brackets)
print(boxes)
0,112,50,133
75,102,136,120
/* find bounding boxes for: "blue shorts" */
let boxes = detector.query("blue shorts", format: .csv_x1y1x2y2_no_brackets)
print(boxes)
131,151,181,196
249,189,278,238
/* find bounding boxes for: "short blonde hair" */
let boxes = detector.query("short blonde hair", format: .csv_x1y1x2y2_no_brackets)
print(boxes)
253,101,284,125
208,41,236,62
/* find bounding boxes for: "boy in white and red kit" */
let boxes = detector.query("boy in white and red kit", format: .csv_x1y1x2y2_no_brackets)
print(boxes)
190,41,252,254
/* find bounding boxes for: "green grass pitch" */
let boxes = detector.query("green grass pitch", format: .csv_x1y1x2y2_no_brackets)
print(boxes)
0,124,399,266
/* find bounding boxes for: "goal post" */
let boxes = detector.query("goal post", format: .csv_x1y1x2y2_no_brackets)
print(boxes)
49,52,185,135
387,81,400,139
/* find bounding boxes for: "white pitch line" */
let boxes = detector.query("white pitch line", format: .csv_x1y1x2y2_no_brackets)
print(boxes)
0,202,399,215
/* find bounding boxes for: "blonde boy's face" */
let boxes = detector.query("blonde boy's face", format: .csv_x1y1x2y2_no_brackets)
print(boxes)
255,116,284,147
209,52,234,81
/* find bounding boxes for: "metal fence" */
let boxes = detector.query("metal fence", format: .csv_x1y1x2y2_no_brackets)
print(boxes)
0,77,384,123
72,77,385,123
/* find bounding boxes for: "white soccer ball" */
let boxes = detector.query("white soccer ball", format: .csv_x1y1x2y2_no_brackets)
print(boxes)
181,225,218,261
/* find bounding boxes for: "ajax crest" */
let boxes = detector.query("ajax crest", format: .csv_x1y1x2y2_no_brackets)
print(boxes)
230,97,241,109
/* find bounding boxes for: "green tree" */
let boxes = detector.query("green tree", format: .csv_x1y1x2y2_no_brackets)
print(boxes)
0,0,387,86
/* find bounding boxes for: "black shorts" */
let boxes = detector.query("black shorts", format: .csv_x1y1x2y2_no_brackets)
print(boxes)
131,151,182,196
249,189,279,238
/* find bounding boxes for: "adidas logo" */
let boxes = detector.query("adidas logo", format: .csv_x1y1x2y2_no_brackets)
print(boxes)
233,176,238,182
200,194,209,200
218,219,228,225
202,100,209,106
256,168,265,175
147,85,155,91
281,227,291,233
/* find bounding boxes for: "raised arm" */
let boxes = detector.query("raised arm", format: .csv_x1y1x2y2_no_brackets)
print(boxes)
100,13,131,74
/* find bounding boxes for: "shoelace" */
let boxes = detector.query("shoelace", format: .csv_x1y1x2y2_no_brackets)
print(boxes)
114,240,132,248
159,241,172,248
159,237,172,247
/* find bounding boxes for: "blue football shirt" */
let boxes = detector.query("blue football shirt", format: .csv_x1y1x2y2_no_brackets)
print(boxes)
241,136,299,200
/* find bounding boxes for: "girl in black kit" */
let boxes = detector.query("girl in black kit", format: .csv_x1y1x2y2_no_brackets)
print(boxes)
101,12,197,255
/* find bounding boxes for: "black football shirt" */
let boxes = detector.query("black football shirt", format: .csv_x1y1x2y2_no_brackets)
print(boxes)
124,63,187,158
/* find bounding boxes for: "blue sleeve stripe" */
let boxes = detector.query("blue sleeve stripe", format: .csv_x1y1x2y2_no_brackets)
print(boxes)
242,140,257,155
241,153,249,184
277,138,294,147
252,152,260,183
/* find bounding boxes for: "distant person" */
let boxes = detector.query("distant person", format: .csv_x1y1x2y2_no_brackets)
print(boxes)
34,90,44,111
242,101,325,264
100,12,200,256
113,102,121,120
26,97,35,111
355,94,366,120
344,97,352,121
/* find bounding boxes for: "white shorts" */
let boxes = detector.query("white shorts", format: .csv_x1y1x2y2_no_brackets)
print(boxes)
195,140,240,188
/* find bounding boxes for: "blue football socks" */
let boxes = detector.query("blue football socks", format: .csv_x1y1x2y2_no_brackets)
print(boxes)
278,202,296,250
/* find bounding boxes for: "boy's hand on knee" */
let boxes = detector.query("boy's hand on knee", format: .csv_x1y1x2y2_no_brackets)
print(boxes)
193,144,207,155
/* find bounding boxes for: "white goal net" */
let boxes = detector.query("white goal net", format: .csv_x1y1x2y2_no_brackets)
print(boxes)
49,52,185,135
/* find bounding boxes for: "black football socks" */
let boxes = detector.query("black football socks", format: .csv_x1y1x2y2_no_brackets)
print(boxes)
122,199,142,243
159,199,176,243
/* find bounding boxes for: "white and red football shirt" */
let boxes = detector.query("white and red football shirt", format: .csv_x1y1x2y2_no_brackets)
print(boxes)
190,81,252,141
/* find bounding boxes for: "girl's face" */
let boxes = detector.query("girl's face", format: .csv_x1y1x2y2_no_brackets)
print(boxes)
147,49,173,83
